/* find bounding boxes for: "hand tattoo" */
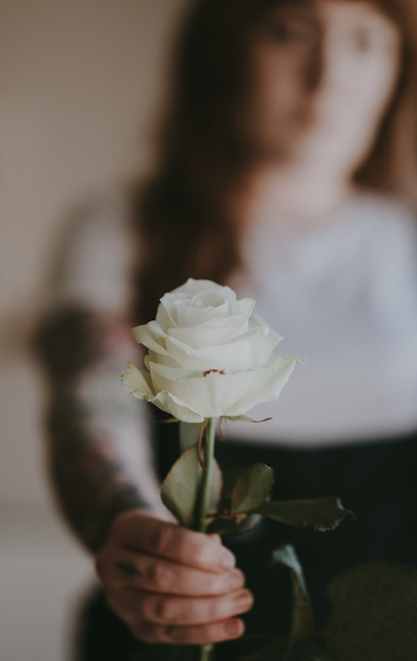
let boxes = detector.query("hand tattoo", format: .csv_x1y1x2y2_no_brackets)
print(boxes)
117,561,143,578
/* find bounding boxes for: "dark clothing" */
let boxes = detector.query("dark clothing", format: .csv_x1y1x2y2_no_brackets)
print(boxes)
77,430,417,660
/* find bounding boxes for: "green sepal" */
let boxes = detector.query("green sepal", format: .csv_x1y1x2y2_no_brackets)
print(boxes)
222,415,272,423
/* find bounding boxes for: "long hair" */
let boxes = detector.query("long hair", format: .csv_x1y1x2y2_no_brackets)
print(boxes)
133,0,417,324
354,0,417,194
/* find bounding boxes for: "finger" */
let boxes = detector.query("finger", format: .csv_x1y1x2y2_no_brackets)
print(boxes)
132,617,245,644
114,512,236,572
108,550,245,596
107,587,254,627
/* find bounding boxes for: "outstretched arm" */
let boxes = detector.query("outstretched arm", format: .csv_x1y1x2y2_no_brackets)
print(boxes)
35,195,252,643
36,306,167,552
36,306,253,644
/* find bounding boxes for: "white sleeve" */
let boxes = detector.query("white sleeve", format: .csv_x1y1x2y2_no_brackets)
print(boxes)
41,192,169,550
48,190,138,315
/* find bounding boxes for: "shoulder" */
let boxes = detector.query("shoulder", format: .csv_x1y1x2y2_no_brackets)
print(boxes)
345,191,417,286
343,190,417,253
48,188,139,314
349,190,417,231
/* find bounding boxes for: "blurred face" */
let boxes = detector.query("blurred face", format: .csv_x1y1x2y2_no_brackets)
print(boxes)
244,0,402,177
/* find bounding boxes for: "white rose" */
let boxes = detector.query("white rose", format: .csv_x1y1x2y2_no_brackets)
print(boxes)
121,278,301,423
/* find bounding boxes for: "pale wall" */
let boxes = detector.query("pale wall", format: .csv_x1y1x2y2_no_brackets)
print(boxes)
0,2,189,659
0,0,188,509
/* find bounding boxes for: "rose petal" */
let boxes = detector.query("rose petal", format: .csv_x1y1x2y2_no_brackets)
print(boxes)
155,301,178,332
120,361,204,422
125,279,301,422
147,355,301,419
229,353,302,415
161,321,281,371
149,390,205,423
120,361,155,397
161,280,254,328
167,323,251,348
133,323,181,367
172,278,233,298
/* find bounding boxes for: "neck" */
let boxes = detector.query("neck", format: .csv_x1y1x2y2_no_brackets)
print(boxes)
244,162,354,228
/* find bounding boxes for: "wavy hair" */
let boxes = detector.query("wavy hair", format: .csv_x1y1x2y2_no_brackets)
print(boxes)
133,0,417,324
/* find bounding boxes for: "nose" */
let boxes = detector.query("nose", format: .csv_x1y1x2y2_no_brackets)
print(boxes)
303,27,324,94
310,25,347,100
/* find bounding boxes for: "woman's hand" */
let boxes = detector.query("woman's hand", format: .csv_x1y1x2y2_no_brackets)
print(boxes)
95,508,253,645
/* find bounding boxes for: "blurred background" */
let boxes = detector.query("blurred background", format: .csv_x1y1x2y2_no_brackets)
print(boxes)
0,1,187,658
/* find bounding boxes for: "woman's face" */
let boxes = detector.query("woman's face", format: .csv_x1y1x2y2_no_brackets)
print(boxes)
245,0,402,177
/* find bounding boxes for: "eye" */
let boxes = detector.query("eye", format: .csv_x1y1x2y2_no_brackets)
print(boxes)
351,27,374,52
260,12,319,48
268,20,309,44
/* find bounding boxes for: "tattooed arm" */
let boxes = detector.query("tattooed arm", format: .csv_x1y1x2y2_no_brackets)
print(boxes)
35,306,168,552
32,193,172,551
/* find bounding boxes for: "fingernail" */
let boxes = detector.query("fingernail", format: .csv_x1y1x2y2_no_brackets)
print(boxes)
224,619,245,638
235,589,254,610
217,547,235,570
228,568,245,590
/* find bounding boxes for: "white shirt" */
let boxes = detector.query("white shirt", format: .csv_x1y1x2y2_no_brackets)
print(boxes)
230,191,417,445
53,189,417,448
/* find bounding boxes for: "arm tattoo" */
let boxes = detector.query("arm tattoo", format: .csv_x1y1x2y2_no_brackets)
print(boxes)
35,307,164,553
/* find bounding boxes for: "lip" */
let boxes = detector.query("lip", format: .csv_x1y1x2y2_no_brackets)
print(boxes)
298,107,318,131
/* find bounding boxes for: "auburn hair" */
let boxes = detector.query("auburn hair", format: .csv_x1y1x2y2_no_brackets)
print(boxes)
133,0,417,324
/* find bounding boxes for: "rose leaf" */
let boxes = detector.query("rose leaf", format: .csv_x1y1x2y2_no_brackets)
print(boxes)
272,545,316,643
238,638,329,661
255,496,350,531
223,415,272,423
230,463,275,514
207,513,263,536
160,443,222,528
325,562,417,661
206,467,264,535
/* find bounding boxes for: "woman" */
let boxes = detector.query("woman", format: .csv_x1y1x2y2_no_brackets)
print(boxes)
36,0,417,658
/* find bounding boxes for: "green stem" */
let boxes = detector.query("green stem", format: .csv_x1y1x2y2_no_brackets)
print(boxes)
197,417,216,534
197,418,216,661
199,643,214,661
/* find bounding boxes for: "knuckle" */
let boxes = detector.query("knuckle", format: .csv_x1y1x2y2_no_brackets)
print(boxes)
154,595,174,622
164,623,212,644
150,524,174,556
190,538,210,567
146,562,172,592
164,625,185,642
144,561,158,585
194,536,221,569
132,593,150,621
206,596,220,620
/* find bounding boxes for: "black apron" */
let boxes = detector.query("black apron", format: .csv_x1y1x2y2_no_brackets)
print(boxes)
76,419,417,660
